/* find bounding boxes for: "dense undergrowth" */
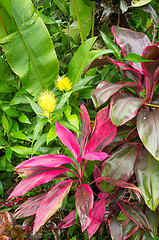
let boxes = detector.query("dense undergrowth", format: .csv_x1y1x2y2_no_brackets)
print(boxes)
0,0,159,239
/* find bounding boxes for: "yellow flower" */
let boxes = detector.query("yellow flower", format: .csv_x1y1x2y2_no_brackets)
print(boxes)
38,90,56,117
55,76,72,92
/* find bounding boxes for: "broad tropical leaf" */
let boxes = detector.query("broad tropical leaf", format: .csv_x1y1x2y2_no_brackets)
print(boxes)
0,0,59,96
68,37,97,85
55,122,80,161
117,200,152,231
101,143,142,193
109,218,123,240
88,200,106,238
91,81,142,108
15,154,75,169
111,26,151,73
84,106,117,153
137,109,159,161
75,184,93,231
110,92,145,126
70,0,92,42
8,168,67,199
78,104,91,154
33,180,72,233
13,193,47,218
135,148,159,211
58,210,76,229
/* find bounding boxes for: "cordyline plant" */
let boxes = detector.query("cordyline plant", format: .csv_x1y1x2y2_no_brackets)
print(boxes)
84,26,159,239
7,104,153,239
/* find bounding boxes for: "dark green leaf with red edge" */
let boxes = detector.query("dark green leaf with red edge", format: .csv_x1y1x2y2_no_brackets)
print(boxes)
33,180,72,234
111,26,151,73
13,193,47,219
135,148,159,211
75,184,93,232
117,200,152,232
110,92,145,126
91,81,142,108
95,178,142,201
101,143,142,193
122,221,140,240
137,109,159,161
104,126,138,154
145,207,159,238
108,218,123,240
127,229,154,240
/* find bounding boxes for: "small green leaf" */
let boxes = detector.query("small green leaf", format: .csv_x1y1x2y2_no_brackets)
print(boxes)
10,129,31,141
66,114,79,130
18,112,31,124
100,31,120,59
46,127,57,144
26,96,43,115
5,147,13,162
33,117,48,141
131,0,152,7
11,146,32,155
2,114,10,135
56,91,73,110
0,181,3,197
32,133,47,155
123,53,153,62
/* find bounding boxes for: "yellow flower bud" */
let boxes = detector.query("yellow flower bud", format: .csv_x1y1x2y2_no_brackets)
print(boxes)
55,76,72,92
38,90,56,117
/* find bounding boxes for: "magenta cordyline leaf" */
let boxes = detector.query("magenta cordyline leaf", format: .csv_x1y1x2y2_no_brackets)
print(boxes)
94,177,142,201
83,152,109,161
108,218,123,240
79,104,91,154
33,180,72,234
13,193,47,218
58,209,76,229
88,199,106,239
111,26,151,73
55,122,80,160
98,192,108,200
117,200,152,232
91,81,142,108
75,184,93,231
110,92,146,126
8,168,67,199
15,154,75,169
84,106,117,153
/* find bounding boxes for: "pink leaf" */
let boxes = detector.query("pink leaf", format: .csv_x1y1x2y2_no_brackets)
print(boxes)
79,104,91,154
55,122,80,160
15,154,75,169
8,168,67,199
84,106,117,153
88,200,106,239
33,180,72,234
75,184,94,231
58,210,76,229
83,152,109,161
13,193,47,218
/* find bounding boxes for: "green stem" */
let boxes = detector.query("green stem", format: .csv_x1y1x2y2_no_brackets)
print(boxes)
145,103,159,108
91,2,96,38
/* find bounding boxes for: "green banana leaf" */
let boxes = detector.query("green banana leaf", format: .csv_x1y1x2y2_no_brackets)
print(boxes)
70,0,92,42
0,0,59,97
